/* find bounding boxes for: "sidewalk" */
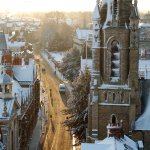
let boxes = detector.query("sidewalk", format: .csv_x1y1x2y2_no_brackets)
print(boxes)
42,51,73,94
29,73,49,150
29,110,42,150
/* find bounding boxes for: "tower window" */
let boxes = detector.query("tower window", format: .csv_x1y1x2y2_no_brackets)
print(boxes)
110,40,120,81
0,85,2,92
104,91,108,102
113,0,118,17
110,114,117,125
113,92,115,102
120,92,124,103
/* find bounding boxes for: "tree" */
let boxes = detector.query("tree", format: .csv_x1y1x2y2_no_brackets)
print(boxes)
62,68,91,145
59,48,80,81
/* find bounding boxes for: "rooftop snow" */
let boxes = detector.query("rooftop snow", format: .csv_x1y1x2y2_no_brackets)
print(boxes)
99,84,130,90
139,23,150,28
13,59,36,82
76,28,93,40
81,136,138,150
139,60,150,79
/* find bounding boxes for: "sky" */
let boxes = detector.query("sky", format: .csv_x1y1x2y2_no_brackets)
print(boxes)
0,0,149,13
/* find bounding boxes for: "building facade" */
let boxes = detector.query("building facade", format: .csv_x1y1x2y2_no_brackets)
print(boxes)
87,0,140,140
0,32,40,150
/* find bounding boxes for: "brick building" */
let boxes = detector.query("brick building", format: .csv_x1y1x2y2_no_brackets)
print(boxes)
87,0,140,141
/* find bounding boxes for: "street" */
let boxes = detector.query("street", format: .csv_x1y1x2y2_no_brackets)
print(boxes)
32,47,72,150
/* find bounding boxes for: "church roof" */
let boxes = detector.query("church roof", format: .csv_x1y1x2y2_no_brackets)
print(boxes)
0,73,12,84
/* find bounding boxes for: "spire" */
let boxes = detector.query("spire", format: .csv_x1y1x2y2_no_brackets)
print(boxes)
96,0,99,5
134,0,137,7
130,0,139,19
2,101,8,117
92,0,100,20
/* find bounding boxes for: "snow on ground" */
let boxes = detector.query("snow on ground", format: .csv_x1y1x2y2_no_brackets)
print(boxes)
49,51,65,63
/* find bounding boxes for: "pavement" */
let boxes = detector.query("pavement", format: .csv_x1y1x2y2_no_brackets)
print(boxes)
29,69,49,150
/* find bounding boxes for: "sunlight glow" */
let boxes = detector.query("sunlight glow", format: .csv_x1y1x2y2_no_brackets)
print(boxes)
0,0,149,13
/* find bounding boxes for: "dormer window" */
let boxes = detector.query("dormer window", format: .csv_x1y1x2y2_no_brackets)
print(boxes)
5,85,9,93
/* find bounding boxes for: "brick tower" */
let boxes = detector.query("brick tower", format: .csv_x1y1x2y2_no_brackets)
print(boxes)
87,0,140,140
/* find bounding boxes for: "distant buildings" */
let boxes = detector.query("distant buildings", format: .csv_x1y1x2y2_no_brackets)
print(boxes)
0,32,40,150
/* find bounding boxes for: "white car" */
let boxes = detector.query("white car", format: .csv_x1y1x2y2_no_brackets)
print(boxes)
59,83,66,93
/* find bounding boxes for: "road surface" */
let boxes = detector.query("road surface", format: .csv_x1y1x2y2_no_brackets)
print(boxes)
34,47,72,150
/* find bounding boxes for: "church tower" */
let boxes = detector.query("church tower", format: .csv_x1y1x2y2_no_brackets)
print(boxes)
87,0,140,140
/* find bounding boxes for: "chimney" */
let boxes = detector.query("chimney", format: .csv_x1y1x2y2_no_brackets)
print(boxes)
107,114,124,139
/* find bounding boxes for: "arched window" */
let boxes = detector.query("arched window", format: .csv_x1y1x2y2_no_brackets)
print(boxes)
110,40,120,82
110,114,118,126
104,91,108,102
113,92,115,102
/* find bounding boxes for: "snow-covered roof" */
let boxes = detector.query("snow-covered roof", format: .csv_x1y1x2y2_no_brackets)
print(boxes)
81,136,138,150
139,23,150,28
49,51,65,63
0,73,12,84
99,84,130,90
7,41,25,51
139,60,150,79
13,59,36,82
75,28,93,40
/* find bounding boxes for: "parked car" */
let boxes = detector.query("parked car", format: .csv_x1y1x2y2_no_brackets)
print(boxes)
59,83,66,93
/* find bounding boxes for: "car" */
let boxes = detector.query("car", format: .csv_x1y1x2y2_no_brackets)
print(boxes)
59,83,66,93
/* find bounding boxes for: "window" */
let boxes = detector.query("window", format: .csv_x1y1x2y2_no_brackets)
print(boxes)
113,0,118,17
110,40,120,81
0,85,2,92
5,85,9,93
113,92,115,102
120,92,124,103
104,91,108,102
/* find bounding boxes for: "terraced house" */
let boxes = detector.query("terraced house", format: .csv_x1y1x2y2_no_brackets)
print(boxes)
0,32,40,150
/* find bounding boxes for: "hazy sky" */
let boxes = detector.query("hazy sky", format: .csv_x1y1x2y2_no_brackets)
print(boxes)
0,0,149,13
